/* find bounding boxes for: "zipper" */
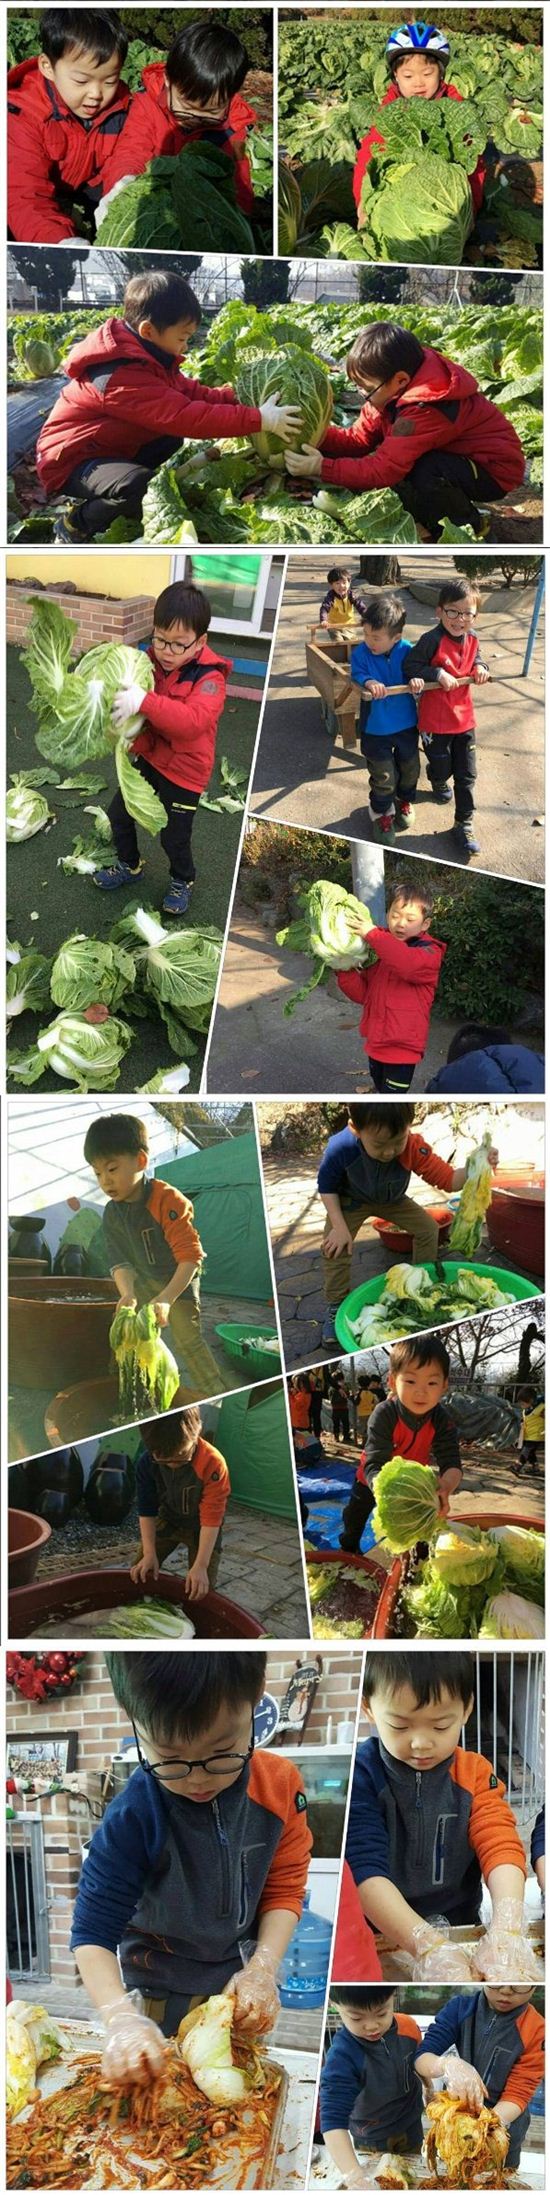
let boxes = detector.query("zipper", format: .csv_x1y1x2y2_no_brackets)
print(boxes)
212,1796,232,1915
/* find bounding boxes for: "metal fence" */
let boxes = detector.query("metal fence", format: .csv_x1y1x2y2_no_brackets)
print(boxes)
7,1814,50,1983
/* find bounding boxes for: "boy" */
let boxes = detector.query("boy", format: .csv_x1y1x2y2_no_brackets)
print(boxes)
317,1101,499,1347
71,1650,311,2066
8,6,131,243
350,594,424,838
284,323,526,541
319,568,368,630
404,577,490,857
346,1653,537,1984
97,21,257,218
415,1983,545,2172
353,21,486,229
131,1406,230,1600
338,880,445,1090
339,1334,462,1554
320,1985,423,2181
83,1111,223,1402
94,579,229,917
35,267,300,541
427,1022,545,1094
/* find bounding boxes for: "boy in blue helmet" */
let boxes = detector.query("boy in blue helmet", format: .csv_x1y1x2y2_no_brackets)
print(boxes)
353,20,486,221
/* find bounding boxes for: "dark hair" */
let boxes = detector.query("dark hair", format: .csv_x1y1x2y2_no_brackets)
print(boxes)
446,1021,510,1064
363,1650,475,1710
83,1113,148,1163
362,593,405,636
327,566,352,583
142,1406,202,1460
331,1986,395,2009
154,581,211,639
105,1650,267,1744
40,7,128,63
390,49,446,82
346,323,424,390
389,1336,450,1377
389,879,433,918
438,577,478,608
166,21,248,103
348,1102,415,1135
123,270,201,334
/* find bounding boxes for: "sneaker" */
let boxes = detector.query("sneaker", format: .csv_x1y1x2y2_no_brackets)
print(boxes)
453,822,480,857
394,800,415,829
431,782,453,805
371,811,395,843
162,879,194,917
321,1310,339,1345
93,859,145,891
53,506,88,543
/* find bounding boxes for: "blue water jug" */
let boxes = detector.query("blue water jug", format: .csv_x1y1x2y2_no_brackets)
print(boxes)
279,1890,333,2008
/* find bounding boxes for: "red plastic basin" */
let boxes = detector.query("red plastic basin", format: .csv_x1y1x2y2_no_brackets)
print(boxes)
486,1171,544,1279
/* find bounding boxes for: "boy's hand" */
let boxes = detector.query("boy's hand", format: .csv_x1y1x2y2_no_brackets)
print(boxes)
185,1561,210,1602
487,1145,499,1170
259,395,303,442
472,1920,540,1984
409,676,424,694
411,1923,473,1982
100,1997,167,2084
226,1944,280,2034
111,683,147,726
437,669,460,691
152,1298,171,1327
324,1219,354,1258
285,444,323,478
363,678,386,700
437,1486,451,1517
474,664,491,684
130,1553,160,1586
117,1291,137,1310
441,2055,488,2113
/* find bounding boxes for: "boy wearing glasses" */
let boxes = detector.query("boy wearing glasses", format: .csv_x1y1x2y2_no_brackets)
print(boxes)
71,1650,312,2077
96,21,257,219
95,579,229,916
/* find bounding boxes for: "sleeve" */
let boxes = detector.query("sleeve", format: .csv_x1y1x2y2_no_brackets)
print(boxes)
317,1133,350,1194
150,1182,203,1268
350,643,368,685
345,1745,390,1887
500,2010,544,2112
320,406,384,463
353,124,386,208
107,369,262,446
407,1132,454,1192
7,106,77,242
332,1862,383,1981
136,1452,160,1518
70,1777,161,1952
432,1408,462,1478
350,591,369,616
320,2031,364,2134
196,1442,231,1527
415,1994,469,2062
97,91,167,190
319,589,333,620
363,1400,397,1488
320,398,465,494
139,673,225,743
336,968,371,1005
460,1753,527,1880
256,1761,312,1920
403,628,442,685
367,928,441,989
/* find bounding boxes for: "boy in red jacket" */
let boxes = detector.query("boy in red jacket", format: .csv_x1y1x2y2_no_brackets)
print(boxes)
98,21,257,220
8,6,131,243
285,321,526,541
405,575,490,857
338,879,445,1093
95,579,230,917
353,19,485,230
36,268,299,542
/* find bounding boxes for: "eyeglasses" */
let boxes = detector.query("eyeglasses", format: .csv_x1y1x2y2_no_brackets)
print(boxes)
168,88,230,125
152,632,197,655
131,1713,255,1783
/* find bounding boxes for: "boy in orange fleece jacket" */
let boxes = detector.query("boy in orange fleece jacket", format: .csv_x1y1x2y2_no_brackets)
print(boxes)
416,1985,544,2171
131,1406,230,1601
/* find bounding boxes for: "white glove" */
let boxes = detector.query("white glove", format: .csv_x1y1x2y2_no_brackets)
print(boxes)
344,2167,369,2189
411,1921,473,1983
95,176,135,230
441,2053,488,2112
259,393,303,442
472,1903,541,1983
99,1992,167,2083
111,682,147,726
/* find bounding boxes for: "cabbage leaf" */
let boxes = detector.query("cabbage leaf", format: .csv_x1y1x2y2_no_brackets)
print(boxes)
371,1457,441,1554
276,878,375,1015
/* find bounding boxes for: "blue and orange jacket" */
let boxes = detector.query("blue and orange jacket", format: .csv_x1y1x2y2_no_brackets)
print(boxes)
321,2012,423,2147
353,79,486,215
103,59,256,212
356,1394,461,1490
346,1735,526,1923
137,1437,230,1529
8,55,131,241
417,1991,544,2113
101,1173,203,1297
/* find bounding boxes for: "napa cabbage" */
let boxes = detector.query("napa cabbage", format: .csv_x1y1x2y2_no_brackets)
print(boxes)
362,154,475,267
6,946,51,1021
98,142,255,253
8,1011,133,1090
479,1591,545,1640
7,777,52,840
276,879,375,1014
50,933,136,1014
448,1135,494,1258
371,1458,441,1554
112,903,223,1054
110,1302,180,1418
21,598,165,836
234,345,333,464
430,1523,501,1589
489,1525,544,1607
178,1995,252,2105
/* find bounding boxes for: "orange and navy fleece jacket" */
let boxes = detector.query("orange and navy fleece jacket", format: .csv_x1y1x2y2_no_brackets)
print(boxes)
418,1993,544,2113
318,1125,454,1208
346,1736,526,1924
101,1174,202,1296
136,1438,231,1528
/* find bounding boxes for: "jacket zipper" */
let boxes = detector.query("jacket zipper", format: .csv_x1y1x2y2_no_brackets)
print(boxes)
212,1797,232,1915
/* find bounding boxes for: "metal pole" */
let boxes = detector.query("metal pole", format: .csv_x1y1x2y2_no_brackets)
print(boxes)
522,562,545,676
350,843,385,927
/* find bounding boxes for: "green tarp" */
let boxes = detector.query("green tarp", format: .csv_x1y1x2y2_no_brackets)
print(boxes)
156,1133,273,1300
217,1384,297,1519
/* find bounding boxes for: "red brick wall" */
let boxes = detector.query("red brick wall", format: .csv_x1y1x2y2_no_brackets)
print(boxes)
7,584,155,653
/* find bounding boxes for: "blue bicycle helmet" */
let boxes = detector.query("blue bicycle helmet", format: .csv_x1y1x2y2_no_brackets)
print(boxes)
386,22,451,68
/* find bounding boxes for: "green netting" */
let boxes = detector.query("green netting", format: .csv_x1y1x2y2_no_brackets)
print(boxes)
156,1133,272,1299
217,1385,297,1519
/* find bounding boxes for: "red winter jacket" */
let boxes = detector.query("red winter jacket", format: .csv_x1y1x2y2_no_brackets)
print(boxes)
320,346,525,495
103,60,256,212
332,1862,383,1982
7,56,132,242
406,625,485,735
353,79,486,217
36,318,262,495
132,642,231,793
337,924,445,1065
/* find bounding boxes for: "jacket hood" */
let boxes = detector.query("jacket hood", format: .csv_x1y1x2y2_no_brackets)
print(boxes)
8,53,128,116
400,346,479,409
64,317,176,381
139,58,255,131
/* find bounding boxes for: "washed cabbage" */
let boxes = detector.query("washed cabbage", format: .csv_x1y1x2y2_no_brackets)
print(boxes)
431,1523,500,1589
110,1301,180,1417
449,1135,493,1258
479,1591,545,1639
22,599,164,837
276,878,375,1014
178,1994,253,2104
112,903,223,1053
489,1525,544,1607
50,933,136,1014
6,947,51,1020
108,1600,195,1638
7,777,51,840
347,1264,514,1347
7,2002,61,2118
402,1566,472,1640
8,1011,133,1090
234,345,333,465
371,1457,441,1553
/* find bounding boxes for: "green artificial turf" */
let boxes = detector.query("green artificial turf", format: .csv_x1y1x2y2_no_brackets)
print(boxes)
7,642,262,1092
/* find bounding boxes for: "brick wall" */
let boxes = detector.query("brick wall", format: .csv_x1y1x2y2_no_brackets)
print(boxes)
7,584,155,653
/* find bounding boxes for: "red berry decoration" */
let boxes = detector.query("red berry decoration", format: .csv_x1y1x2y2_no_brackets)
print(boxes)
7,1651,85,1700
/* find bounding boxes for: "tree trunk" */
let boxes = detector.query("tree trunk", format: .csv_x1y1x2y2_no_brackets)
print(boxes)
356,555,402,585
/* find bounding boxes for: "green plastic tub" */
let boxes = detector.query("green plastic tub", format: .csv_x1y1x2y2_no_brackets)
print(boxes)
334,1260,542,1354
215,1321,281,1379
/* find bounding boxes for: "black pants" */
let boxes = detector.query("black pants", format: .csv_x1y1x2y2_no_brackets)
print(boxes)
368,1056,416,1092
108,759,201,882
423,730,477,824
360,725,419,816
332,1405,350,1442
397,450,506,539
340,1475,375,1550
65,457,153,537
310,1394,323,1438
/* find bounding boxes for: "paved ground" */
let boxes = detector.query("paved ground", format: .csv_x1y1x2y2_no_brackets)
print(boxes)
19,1491,309,1638
250,555,545,885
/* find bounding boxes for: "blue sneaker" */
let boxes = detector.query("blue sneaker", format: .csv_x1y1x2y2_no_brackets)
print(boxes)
321,1310,339,1345
453,822,480,857
431,782,453,805
53,507,88,543
162,879,194,917
93,860,145,891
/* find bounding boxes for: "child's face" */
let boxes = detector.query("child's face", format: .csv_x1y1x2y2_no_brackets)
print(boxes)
91,1149,147,1202
139,315,199,363
362,621,399,655
340,1996,395,2041
164,71,230,127
484,1985,533,2013
389,1358,448,1416
355,1121,410,1163
150,1434,190,1468
439,594,476,637
387,898,430,942
395,55,441,100
365,1679,473,1769
333,576,351,598
152,619,202,669
39,43,122,117
356,370,411,414
134,1697,256,1801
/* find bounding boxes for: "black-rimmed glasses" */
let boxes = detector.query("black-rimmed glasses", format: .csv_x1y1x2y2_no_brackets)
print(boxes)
132,1713,255,1783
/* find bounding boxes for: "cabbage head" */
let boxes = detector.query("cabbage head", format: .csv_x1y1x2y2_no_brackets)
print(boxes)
50,933,137,1015
362,154,474,266
110,1302,180,1418
7,777,51,840
276,878,374,1015
402,1566,468,1639
489,1525,544,1608
479,1591,545,1640
111,903,223,1053
6,948,51,1021
371,1457,441,1553
234,345,333,465
431,1523,500,1589
8,1011,133,1091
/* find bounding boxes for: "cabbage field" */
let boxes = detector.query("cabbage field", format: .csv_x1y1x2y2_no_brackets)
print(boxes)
8,290,543,546
278,17,543,267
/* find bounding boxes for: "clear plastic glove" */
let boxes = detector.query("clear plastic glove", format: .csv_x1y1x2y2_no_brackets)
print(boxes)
285,444,323,478
259,395,303,442
225,1943,280,2034
344,2168,369,2189
441,2051,488,2113
111,682,147,726
99,1992,167,2084
472,1902,541,1983
95,176,135,230
411,1920,473,1983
